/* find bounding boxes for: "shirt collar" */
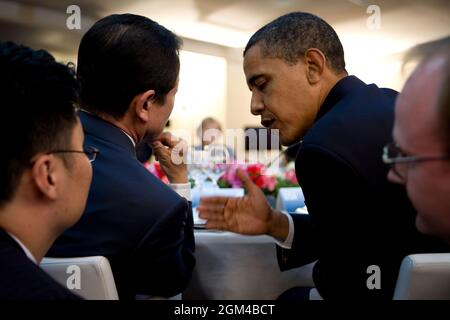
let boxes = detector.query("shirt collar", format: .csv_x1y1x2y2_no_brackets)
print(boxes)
120,129,136,147
79,111,137,157
7,232,37,264
80,109,136,147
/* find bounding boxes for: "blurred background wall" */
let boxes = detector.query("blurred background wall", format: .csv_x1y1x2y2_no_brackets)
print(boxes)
0,0,448,143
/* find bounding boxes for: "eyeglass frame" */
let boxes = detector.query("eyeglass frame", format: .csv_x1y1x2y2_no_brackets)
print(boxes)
47,146,100,163
382,142,450,178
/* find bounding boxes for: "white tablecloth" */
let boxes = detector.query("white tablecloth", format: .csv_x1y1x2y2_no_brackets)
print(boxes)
183,230,315,300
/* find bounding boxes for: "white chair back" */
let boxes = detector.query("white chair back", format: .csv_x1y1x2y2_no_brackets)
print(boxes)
41,256,119,300
393,253,450,300
309,288,323,300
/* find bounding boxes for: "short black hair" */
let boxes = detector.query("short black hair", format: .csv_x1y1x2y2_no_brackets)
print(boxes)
77,14,182,119
0,41,79,205
244,12,346,74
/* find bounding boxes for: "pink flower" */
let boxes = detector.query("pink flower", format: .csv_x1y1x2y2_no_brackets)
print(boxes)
284,169,298,184
222,164,245,188
262,175,277,192
215,162,298,196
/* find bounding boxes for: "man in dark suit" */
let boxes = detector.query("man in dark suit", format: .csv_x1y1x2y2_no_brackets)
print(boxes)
198,12,448,299
0,42,93,299
49,14,195,300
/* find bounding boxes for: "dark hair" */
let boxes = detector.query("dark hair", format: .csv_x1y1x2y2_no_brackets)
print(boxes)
0,41,79,205
244,12,346,74
404,37,450,153
403,36,450,70
77,14,182,119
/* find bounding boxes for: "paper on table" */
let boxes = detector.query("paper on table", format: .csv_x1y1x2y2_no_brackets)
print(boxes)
193,207,207,226
193,188,245,227
294,205,309,214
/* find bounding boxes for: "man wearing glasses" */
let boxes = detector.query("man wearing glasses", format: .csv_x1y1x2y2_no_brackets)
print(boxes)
0,42,95,299
384,48,450,245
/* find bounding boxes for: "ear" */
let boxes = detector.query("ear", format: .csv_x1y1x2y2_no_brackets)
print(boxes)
31,154,59,201
133,89,156,123
304,48,327,85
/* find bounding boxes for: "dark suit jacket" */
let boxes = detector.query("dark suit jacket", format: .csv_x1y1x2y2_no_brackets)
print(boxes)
277,76,449,300
0,229,80,300
49,111,196,300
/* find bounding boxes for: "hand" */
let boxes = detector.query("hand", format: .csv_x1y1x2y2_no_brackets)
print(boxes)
197,169,289,240
151,132,188,184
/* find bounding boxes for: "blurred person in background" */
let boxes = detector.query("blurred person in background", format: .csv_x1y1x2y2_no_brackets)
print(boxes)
194,117,235,159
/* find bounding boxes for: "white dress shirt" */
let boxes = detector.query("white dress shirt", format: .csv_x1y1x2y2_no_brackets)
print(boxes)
272,211,295,249
120,129,136,148
169,183,192,201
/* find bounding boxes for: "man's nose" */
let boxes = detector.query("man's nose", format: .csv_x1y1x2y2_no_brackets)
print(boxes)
250,92,264,115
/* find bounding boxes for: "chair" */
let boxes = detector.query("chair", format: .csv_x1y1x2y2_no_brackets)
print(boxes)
393,253,450,300
310,253,450,300
40,256,119,300
309,288,323,300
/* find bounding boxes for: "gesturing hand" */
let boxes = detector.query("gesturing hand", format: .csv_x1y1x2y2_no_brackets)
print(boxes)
198,168,289,240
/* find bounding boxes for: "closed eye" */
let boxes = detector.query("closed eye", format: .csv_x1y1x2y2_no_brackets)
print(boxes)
254,79,267,91
248,75,267,91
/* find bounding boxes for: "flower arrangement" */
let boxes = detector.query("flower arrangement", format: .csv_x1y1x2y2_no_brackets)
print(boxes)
145,161,196,187
217,163,298,197
145,161,299,197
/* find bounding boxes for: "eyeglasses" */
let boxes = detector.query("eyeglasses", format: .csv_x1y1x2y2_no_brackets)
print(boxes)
48,146,100,163
382,142,449,179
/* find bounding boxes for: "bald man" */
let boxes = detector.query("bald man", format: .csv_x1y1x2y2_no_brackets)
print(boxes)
385,50,450,244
